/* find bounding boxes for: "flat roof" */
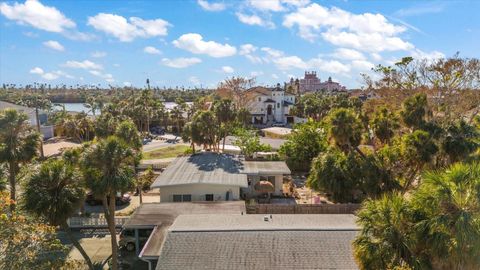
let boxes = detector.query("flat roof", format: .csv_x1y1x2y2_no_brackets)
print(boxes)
243,161,291,175
151,153,248,188
135,201,246,258
156,214,359,270
124,201,246,228
170,214,358,232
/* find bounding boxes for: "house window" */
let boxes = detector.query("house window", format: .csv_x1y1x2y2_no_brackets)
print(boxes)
173,194,192,202
258,97,261,102
277,103,280,108
205,194,214,201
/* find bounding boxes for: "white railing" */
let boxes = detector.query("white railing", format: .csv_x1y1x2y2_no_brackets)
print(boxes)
67,216,129,228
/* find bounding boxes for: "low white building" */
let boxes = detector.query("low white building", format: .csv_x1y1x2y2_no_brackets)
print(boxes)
151,152,291,202
246,84,297,126
0,100,54,139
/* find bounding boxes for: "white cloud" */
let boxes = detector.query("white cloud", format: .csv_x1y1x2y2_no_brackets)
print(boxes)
250,71,264,77
63,60,103,70
30,67,44,74
0,0,91,41
239,44,257,55
370,53,382,61
261,47,284,58
43,40,64,51
239,44,262,63
30,66,73,80
273,56,308,70
221,66,234,73
89,70,114,83
283,3,412,52
0,0,75,33
91,51,106,58
351,60,375,70
332,48,365,60
144,46,161,55
272,73,279,79
172,33,236,58
197,0,226,11
123,82,132,87
260,47,351,74
245,54,263,64
321,29,413,52
236,12,274,28
281,0,310,7
248,0,285,12
189,76,200,85
161,57,202,68
87,13,171,42
410,49,445,61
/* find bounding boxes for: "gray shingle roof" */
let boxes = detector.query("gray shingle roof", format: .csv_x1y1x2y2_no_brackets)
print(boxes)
155,214,359,270
170,214,358,232
151,153,291,188
151,153,248,188
156,230,359,270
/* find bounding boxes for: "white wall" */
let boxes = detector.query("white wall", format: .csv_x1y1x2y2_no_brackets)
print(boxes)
159,183,241,202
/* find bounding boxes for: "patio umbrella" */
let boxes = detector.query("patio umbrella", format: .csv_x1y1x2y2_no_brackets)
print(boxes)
254,181,275,193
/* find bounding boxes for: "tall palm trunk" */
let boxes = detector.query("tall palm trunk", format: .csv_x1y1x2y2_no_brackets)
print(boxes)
35,107,44,159
103,195,119,270
61,222,94,270
8,161,17,212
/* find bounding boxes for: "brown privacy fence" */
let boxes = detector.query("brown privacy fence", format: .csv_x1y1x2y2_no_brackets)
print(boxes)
246,204,361,214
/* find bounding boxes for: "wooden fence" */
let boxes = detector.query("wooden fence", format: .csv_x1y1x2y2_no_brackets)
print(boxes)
245,203,361,214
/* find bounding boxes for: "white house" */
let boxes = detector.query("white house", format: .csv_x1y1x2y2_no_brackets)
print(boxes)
246,84,297,126
150,152,291,202
0,100,54,139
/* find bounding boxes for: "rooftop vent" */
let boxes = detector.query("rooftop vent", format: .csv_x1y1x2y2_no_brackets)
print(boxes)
263,215,270,222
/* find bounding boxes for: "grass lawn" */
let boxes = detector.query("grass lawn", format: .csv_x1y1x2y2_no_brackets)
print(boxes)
142,145,190,160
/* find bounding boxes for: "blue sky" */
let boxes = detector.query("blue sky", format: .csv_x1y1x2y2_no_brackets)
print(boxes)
0,0,479,89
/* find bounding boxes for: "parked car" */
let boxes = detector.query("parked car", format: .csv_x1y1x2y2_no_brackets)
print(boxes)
119,228,154,252
85,192,131,206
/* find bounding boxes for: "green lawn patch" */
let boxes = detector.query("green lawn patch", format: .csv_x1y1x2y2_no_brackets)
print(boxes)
142,145,190,160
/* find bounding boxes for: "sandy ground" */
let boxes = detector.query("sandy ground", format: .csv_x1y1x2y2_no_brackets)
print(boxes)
291,174,331,204
43,139,80,157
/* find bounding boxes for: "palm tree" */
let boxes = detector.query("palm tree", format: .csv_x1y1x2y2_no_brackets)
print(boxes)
115,120,143,202
170,106,184,135
0,109,40,212
370,106,400,145
412,162,480,270
213,99,236,151
353,193,427,269
328,108,364,157
82,137,134,270
21,95,51,158
22,160,94,270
